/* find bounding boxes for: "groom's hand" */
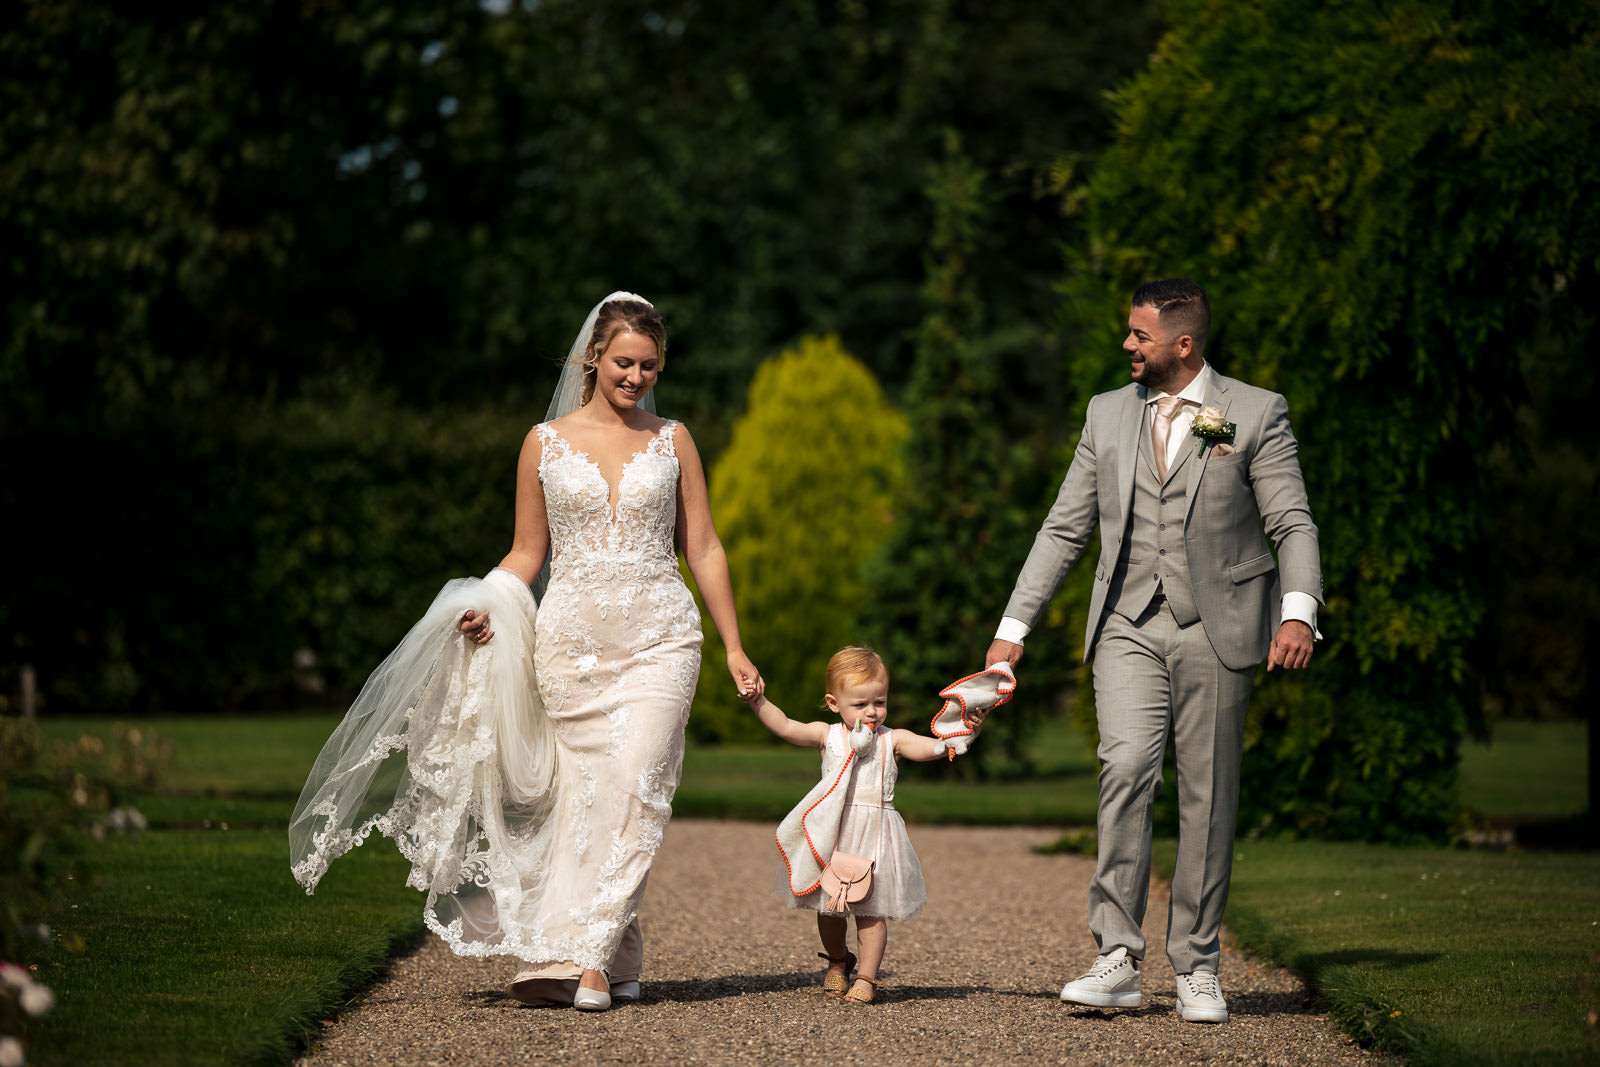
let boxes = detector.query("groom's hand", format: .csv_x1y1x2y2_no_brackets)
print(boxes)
986,638,1024,669
1267,620,1314,671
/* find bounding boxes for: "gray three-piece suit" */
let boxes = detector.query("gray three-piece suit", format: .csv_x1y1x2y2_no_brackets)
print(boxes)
1004,368,1322,974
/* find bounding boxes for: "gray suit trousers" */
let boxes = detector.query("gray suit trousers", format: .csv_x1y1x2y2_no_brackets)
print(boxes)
1089,599,1254,975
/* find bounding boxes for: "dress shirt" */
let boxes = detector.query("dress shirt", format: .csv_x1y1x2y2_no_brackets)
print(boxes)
1154,364,1211,471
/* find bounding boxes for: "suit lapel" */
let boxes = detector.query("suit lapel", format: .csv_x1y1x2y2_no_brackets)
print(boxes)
1184,372,1234,524
1116,387,1147,534
1137,405,1160,479
1165,425,1195,484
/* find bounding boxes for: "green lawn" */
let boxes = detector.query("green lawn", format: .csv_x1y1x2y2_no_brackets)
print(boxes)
33,832,419,1067
1459,719,1589,820
26,716,421,1067
1177,839,1600,1066
19,713,1593,1067
1154,718,1593,1066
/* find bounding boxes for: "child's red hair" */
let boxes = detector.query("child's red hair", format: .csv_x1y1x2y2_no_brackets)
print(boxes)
824,646,889,696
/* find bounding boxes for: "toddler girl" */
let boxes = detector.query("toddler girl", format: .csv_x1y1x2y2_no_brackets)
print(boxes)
743,646,960,1004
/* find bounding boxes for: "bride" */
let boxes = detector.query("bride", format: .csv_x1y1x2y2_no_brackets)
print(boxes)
289,292,763,1012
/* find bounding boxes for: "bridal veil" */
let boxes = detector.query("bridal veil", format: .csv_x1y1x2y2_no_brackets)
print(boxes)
288,291,658,957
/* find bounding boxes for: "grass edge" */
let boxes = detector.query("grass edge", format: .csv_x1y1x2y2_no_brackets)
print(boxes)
1223,900,1459,1065
240,922,428,1067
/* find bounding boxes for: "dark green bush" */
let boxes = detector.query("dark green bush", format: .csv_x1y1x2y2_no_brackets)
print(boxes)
860,140,1080,774
1052,0,1599,840
5,397,528,714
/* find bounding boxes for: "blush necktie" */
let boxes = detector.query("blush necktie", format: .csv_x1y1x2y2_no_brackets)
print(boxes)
1151,395,1185,482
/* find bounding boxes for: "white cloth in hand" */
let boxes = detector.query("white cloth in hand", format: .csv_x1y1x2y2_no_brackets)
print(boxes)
929,662,1016,757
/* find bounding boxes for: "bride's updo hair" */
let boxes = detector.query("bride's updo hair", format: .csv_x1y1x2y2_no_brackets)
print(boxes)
581,298,666,405
824,646,889,698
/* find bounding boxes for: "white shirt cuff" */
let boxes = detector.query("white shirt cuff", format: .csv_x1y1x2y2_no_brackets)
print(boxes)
1280,592,1321,640
995,617,1032,644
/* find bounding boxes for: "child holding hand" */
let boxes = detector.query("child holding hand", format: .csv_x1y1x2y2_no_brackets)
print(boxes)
743,646,960,1004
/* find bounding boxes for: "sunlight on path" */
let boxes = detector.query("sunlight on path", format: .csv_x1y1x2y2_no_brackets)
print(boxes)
299,821,1383,1065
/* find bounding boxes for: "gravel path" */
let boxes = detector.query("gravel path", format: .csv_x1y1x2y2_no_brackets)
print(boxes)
300,820,1385,1065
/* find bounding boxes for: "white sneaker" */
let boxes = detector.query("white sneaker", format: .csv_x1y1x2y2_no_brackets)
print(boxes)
1175,971,1229,1023
1059,947,1142,1008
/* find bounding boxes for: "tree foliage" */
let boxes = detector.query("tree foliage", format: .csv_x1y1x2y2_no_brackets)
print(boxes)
1054,0,1599,839
6,399,521,714
0,0,1162,430
859,138,1076,773
689,336,906,742
0,0,1162,714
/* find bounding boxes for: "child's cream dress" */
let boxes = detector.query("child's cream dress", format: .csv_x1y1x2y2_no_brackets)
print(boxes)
773,723,927,920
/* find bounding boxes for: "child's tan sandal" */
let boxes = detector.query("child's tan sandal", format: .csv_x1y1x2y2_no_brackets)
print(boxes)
842,974,882,1004
818,951,857,996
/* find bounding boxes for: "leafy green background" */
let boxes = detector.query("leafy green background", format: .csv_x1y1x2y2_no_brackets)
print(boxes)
2,0,1593,840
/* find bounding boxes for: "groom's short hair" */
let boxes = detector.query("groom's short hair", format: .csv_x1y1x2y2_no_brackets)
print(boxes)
1133,279,1210,355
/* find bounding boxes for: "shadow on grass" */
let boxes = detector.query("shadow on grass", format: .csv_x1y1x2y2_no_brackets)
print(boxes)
271,927,430,1067
1297,948,1441,973
1224,906,1449,1061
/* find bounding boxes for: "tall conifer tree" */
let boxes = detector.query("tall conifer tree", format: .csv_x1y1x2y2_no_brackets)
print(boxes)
861,136,1058,771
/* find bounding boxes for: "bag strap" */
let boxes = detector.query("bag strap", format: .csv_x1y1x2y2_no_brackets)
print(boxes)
870,730,887,866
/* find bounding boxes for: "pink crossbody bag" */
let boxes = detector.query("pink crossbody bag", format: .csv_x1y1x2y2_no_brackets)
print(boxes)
818,732,887,914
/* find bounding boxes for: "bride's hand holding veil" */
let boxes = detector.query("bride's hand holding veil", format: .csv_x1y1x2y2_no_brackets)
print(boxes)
459,609,493,645
293,291,759,1006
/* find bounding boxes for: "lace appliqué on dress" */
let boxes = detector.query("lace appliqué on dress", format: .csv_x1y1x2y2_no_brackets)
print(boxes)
291,419,702,971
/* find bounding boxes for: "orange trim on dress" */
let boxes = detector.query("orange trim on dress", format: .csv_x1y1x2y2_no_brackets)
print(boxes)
775,745,857,897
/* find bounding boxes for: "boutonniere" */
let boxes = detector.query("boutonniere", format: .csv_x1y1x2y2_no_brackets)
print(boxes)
1191,405,1236,456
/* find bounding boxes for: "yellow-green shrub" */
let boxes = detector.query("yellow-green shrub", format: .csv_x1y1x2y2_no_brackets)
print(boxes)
688,336,906,742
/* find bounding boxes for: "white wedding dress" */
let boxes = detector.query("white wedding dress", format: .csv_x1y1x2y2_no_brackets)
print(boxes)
290,419,702,973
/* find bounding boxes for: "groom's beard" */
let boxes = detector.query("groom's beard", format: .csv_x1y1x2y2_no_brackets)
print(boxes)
1132,343,1183,392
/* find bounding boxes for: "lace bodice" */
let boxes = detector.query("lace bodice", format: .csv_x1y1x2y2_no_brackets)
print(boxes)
538,421,681,580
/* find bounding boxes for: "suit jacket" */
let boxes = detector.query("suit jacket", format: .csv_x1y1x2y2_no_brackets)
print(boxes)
1003,371,1322,671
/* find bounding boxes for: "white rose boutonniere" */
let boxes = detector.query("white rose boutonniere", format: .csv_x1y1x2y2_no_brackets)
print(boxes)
1191,405,1237,457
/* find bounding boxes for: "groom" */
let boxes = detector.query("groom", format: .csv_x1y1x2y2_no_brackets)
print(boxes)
986,279,1322,1023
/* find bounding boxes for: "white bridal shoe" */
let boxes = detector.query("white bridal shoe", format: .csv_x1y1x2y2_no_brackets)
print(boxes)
573,984,612,1012
508,971,635,1010
1059,947,1143,1008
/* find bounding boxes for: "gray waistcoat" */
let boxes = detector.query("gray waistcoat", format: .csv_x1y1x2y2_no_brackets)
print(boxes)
1105,408,1201,626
